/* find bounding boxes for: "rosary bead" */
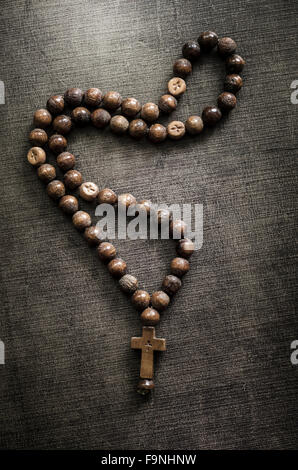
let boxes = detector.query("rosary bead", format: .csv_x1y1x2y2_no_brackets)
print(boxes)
226,54,245,73
140,308,160,326
108,258,127,279
91,108,111,128
27,146,46,167
217,92,237,111
170,257,190,277
121,97,141,117
129,119,148,139
167,120,185,140
58,195,79,214
84,88,103,108
176,238,195,258
173,58,192,78
29,128,48,146
119,274,138,294
98,188,118,205
118,193,137,209
37,163,56,183
137,200,152,214
218,37,237,57
132,290,151,311
102,91,122,111
162,274,182,296
157,208,171,225
46,180,65,200
47,95,64,115
63,169,83,190
148,123,167,143
202,106,222,126
48,134,67,154
71,107,91,125
72,210,91,231
151,291,170,311
97,242,117,262
224,74,243,94
185,115,204,135
110,115,129,134
56,152,76,172
167,77,186,97
84,225,104,246
158,94,177,113
170,219,187,238
79,182,99,201
64,87,83,107
137,378,154,395
53,115,72,135
198,31,218,50
33,108,52,128
141,102,159,122
182,41,201,61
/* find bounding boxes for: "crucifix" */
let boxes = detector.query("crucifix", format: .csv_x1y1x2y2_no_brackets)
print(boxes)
131,327,166,392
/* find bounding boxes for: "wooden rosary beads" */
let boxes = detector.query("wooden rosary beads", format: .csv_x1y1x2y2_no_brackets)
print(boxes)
27,31,244,395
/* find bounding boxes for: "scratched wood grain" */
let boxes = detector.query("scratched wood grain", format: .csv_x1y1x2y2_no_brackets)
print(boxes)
0,0,297,450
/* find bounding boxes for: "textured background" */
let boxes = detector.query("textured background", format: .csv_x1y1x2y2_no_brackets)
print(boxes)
0,0,297,450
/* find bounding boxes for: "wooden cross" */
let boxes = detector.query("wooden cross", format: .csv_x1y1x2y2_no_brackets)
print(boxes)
131,327,166,379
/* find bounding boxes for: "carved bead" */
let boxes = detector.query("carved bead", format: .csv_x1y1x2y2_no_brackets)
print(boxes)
27,147,46,167
107,258,127,279
110,115,129,135
48,134,67,154
119,274,138,294
37,163,56,183
168,77,186,97
58,195,79,214
98,188,117,205
56,152,76,172
121,97,141,117
53,115,72,135
84,88,103,108
217,92,237,111
29,128,48,146
167,120,185,140
140,308,160,326
158,94,177,113
47,95,64,115
64,87,83,107
79,182,99,201
148,123,167,143
71,107,91,125
162,275,182,296
218,37,237,56
102,91,122,111
129,119,148,139
91,108,111,128
151,291,170,311
173,58,192,77
33,109,52,128
97,242,116,262
132,290,150,311
63,170,83,190
224,74,243,94
170,257,190,277
185,115,204,135
176,238,195,258
46,180,65,200
84,226,104,246
141,102,159,122
72,211,91,231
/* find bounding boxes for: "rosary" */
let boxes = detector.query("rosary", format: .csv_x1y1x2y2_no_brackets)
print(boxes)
26,31,245,395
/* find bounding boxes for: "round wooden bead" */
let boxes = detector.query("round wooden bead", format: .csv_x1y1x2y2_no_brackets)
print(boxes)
226,54,245,73
84,226,104,246
119,274,138,294
137,378,154,395
170,219,187,238
167,120,185,140
198,31,218,50
170,257,190,277
109,115,129,134
202,106,222,126
108,258,127,279
79,182,99,201
48,134,67,154
217,92,237,111
56,152,76,172
224,74,243,94
71,107,91,125
102,91,122,111
129,119,148,139
37,163,56,183
132,290,150,311
27,147,46,167
218,37,237,56
98,188,117,205
151,291,170,311
168,77,186,97
182,41,200,61
173,58,192,78
46,180,65,200
64,88,83,107
47,95,64,115
141,102,159,122
91,108,111,128
53,115,72,135
63,170,83,190
185,115,204,135
97,242,116,262
158,94,177,113
148,123,167,143
84,88,103,108
176,238,195,258
118,193,136,209
72,210,91,231
140,308,160,326
137,200,152,214
162,275,182,296
29,128,48,146
33,109,52,128
121,97,141,117
157,208,171,225
58,195,79,214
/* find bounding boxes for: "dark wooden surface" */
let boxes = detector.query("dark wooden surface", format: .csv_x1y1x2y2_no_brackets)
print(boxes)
0,0,297,450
